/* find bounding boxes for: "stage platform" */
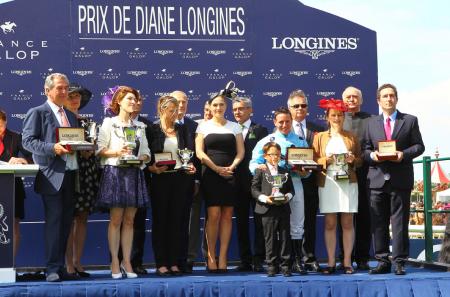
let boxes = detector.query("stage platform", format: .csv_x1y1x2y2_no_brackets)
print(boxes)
2,264,450,297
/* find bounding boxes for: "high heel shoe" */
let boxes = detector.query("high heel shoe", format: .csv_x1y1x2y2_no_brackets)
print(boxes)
120,264,138,279
74,267,90,278
111,270,123,279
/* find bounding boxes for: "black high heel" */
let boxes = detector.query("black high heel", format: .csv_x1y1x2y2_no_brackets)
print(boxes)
74,267,90,278
322,266,336,275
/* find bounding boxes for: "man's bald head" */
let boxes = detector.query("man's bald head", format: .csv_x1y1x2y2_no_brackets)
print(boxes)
170,90,188,119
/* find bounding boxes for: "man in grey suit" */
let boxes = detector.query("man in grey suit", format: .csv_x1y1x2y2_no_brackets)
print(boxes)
22,73,79,282
363,83,424,275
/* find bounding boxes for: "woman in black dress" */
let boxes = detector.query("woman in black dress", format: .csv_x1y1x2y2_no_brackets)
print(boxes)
195,95,244,272
63,83,98,277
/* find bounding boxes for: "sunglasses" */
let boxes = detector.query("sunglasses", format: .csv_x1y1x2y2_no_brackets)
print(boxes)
290,104,308,109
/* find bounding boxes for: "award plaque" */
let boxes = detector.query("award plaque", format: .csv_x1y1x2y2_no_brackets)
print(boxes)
378,140,398,161
56,127,96,151
286,147,322,171
154,152,176,170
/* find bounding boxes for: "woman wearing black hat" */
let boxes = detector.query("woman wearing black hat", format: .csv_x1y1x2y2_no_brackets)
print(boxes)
63,83,99,277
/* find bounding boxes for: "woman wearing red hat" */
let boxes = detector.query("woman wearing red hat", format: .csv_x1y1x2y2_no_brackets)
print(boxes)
312,99,362,274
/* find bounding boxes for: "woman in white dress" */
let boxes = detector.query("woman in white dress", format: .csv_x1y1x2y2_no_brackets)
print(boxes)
312,99,362,274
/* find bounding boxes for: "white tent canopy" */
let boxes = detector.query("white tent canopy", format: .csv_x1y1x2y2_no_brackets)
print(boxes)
436,188,450,202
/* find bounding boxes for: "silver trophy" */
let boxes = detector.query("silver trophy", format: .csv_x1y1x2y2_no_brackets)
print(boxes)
85,121,100,143
177,148,194,171
265,173,289,202
114,124,144,166
333,153,349,180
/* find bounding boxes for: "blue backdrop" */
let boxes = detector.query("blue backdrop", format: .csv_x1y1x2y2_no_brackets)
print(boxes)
0,0,380,267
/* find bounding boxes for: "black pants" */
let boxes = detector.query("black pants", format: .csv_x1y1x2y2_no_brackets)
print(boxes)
262,214,291,268
235,181,265,265
41,171,76,274
353,166,371,262
151,171,190,268
370,182,411,263
301,176,319,261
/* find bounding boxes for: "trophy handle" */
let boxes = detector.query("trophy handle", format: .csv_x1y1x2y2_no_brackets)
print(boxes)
281,173,289,183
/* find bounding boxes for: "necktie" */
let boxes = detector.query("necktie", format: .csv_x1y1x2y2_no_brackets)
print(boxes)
58,107,70,127
384,118,392,140
297,122,305,139
0,135,4,156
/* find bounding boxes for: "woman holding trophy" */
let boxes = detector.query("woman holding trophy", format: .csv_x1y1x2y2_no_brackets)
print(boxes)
63,83,98,278
96,86,150,279
312,99,362,274
195,94,244,272
146,95,196,276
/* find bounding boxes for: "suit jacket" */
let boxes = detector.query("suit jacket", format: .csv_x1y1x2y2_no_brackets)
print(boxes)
251,165,294,215
362,111,425,190
236,122,268,182
22,102,78,194
305,120,325,148
313,130,362,187
1,129,32,200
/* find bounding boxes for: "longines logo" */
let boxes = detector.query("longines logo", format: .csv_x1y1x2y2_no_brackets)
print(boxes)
73,70,94,77
40,68,54,79
179,48,200,59
262,69,282,80
1,21,16,34
316,91,336,97
154,91,170,97
127,70,148,77
79,113,94,118
187,90,201,101
127,48,148,59
154,69,174,80
232,48,252,59
315,69,335,80
342,70,361,77
72,47,94,58
99,68,121,80
99,49,120,55
153,49,173,56
11,113,26,120
180,71,201,77
272,37,358,60
206,50,226,56
207,91,218,97
12,89,32,101
186,113,201,118
263,91,283,98
233,71,252,77
206,69,227,80
289,70,309,77
10,70,31,76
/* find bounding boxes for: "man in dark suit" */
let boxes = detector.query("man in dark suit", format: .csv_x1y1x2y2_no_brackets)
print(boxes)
287,89,324,272
128,97,152,275
170,90,200,273
232,97,268,272
22,73,79,282
342,86,372,270
0,110,32,260
363,83,425,275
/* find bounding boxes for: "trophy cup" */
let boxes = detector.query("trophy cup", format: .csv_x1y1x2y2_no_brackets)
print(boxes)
114,124,144,166
177,148,194,171
333,153,349,180
265,173,289,203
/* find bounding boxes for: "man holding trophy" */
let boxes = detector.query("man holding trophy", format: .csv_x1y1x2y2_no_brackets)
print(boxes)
312,99,362,275
363,84,424,275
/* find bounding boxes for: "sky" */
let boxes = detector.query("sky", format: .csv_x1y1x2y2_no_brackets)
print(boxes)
301,0,450,179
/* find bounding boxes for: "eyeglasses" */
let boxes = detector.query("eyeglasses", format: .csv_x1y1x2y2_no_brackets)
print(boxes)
290,104,308,109
266,154,281,157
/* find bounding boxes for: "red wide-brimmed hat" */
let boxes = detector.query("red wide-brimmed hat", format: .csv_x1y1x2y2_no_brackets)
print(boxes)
318,98,348,111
